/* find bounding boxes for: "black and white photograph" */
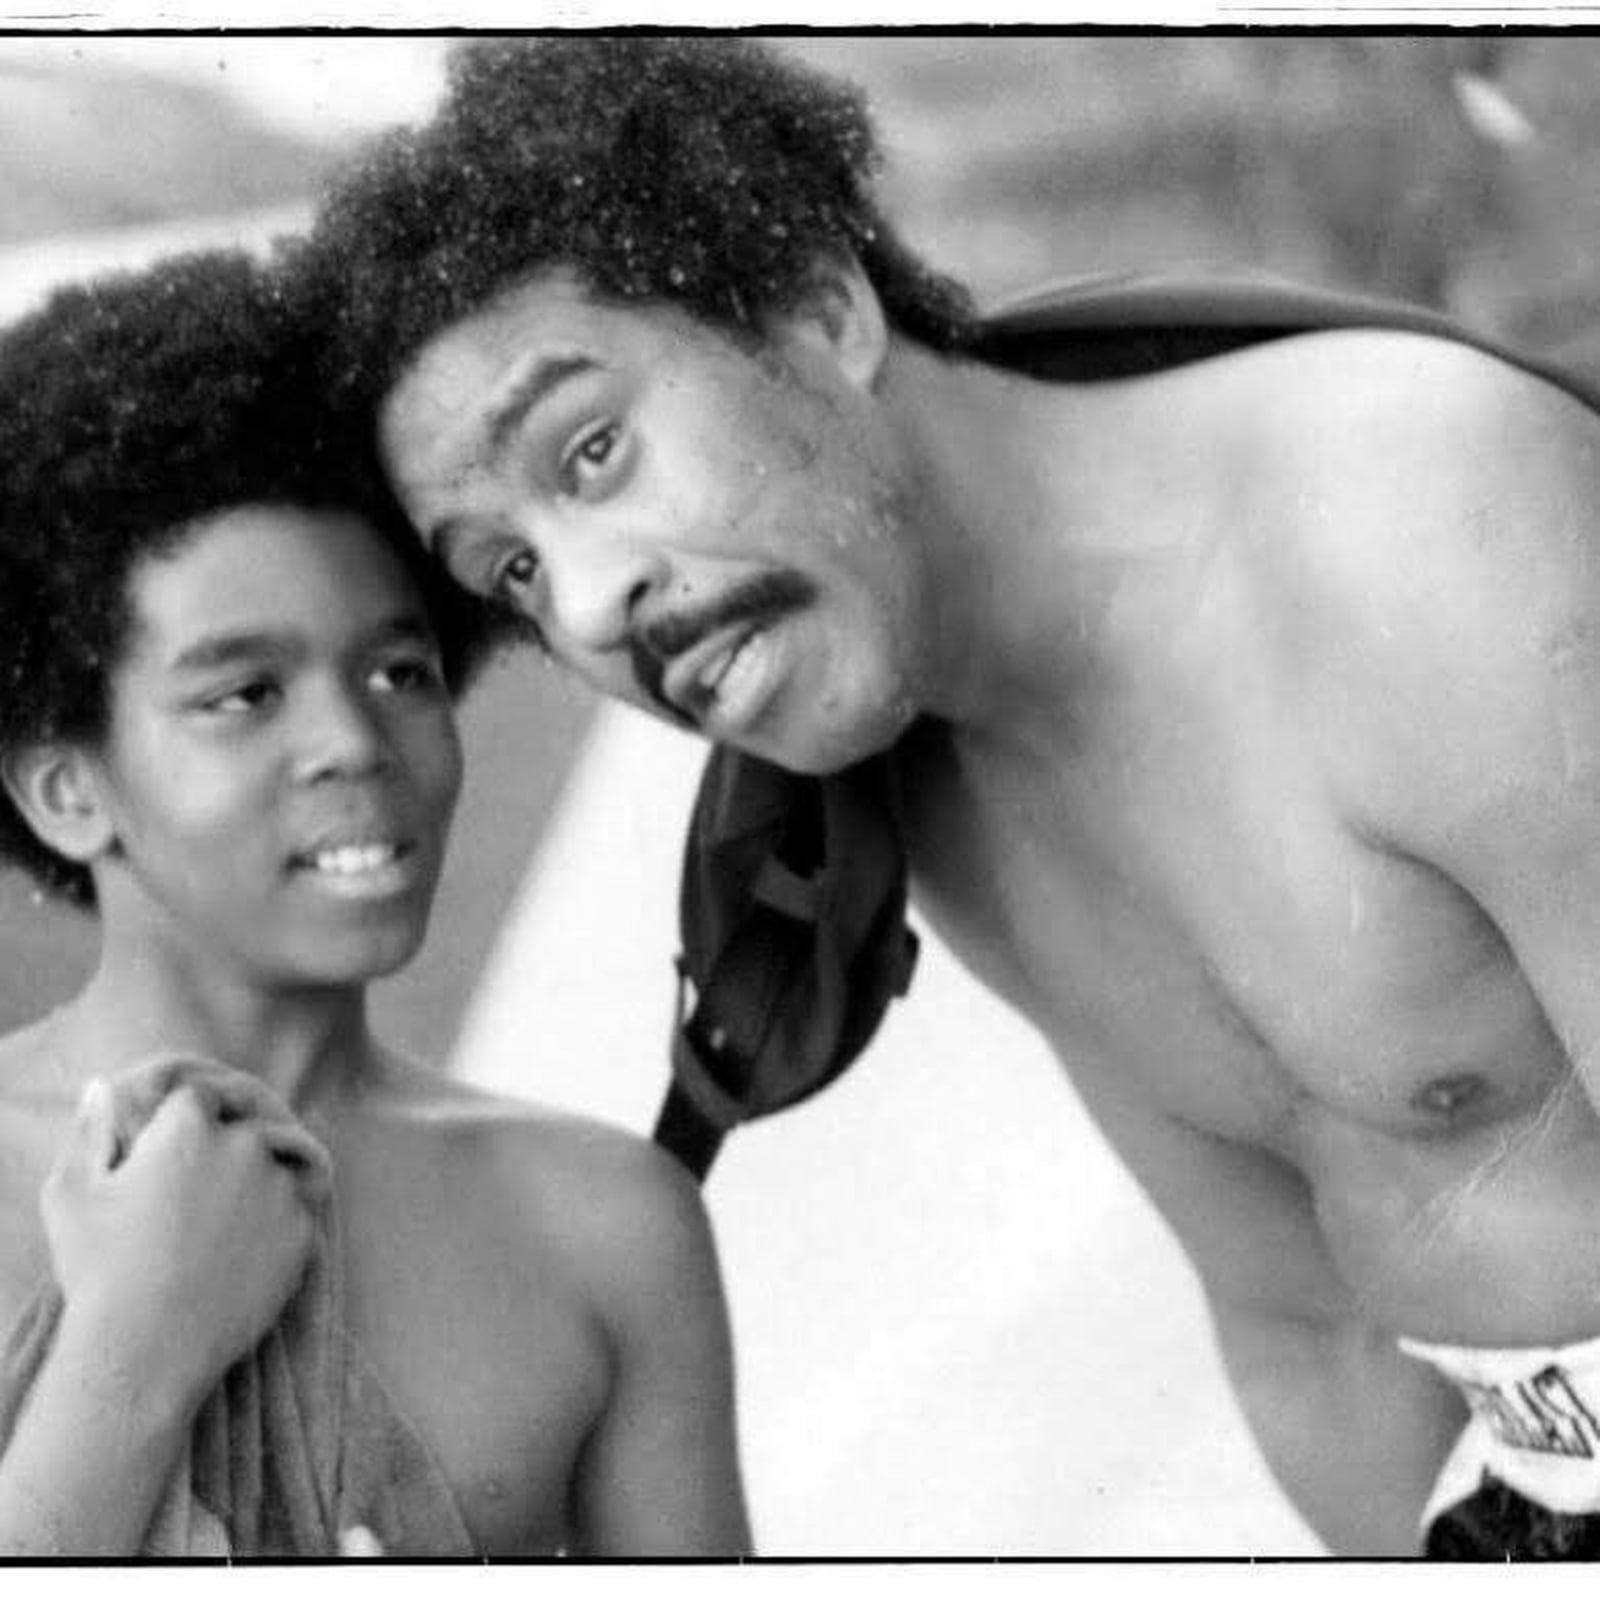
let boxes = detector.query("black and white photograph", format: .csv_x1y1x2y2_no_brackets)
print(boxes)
2,18,1600,1564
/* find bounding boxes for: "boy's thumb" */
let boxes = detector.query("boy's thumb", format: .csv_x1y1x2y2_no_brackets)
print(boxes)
74,1077,120,1173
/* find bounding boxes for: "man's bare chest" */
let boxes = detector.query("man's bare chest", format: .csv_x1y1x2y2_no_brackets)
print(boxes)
900,725,1569,1152
901,726,1600,1338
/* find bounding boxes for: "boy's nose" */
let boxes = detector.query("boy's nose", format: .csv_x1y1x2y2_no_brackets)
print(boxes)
297,684,389,782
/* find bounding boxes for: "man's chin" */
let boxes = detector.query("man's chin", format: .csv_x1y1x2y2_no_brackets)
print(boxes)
736,715,909,777
630,682,912,775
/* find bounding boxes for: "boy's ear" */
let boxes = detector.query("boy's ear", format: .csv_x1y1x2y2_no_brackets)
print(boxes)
0,744,117,866
776,252,890,390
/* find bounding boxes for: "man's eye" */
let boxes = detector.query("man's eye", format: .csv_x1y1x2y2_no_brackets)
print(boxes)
493,547,541,598
482,548,552,656
563,423,619,490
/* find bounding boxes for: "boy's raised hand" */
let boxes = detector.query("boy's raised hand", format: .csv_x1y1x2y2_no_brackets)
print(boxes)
39,1065,327,1412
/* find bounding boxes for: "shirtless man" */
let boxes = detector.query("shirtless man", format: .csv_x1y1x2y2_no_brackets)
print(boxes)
0,251,749,1557
305,37,1600,1555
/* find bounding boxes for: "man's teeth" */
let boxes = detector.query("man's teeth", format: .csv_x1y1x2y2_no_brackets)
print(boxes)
700,633,752,695
309,843,399,876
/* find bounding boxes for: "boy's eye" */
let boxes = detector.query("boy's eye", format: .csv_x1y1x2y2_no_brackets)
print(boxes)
372,654,444,693
202,681,279,715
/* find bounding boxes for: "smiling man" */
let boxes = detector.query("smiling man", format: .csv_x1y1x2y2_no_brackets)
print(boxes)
0,251,749,1557
305,37,1600,1556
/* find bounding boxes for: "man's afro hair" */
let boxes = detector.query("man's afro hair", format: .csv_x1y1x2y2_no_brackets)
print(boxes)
301,35,979,412
0,248,507,910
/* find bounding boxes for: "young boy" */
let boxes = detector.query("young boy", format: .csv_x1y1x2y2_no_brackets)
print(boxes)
0,252,750,1558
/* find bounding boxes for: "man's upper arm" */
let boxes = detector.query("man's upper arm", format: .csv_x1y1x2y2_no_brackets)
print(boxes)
1316,351,1600,1095
568,1137,750,1557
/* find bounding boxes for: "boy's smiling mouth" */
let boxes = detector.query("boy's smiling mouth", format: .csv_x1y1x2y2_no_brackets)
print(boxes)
289,836,421,898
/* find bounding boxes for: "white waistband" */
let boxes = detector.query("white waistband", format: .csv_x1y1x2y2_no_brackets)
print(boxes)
1400,1332,1600,1521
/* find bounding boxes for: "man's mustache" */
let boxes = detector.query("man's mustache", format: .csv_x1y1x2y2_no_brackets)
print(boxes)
630,571,817,719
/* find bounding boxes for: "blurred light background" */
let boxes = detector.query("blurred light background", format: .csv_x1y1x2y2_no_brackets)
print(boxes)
5,31,1600,1555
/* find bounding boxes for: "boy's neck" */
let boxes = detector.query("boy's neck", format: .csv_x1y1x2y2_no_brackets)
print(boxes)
54,957,379,1115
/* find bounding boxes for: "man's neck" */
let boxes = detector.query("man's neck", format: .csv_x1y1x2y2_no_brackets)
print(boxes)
886,335,1227,750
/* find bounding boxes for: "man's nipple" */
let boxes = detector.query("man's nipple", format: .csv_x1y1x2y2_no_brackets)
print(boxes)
1410,1071,1489,1120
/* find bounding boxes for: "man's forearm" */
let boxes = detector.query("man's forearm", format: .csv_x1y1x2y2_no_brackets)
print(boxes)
1211,1299,1466,1555
0,1304,199,1555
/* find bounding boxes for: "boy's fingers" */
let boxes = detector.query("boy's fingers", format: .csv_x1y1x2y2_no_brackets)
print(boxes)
44,1077,119,1202
55,1061,332,1205
261,1121,334,1204
74,1077,118,1174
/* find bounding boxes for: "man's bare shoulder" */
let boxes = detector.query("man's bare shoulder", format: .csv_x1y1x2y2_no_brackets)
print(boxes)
1230,328,1600,822
1229,328,1600,627
1258,322,1590,409
1249,326,1600,514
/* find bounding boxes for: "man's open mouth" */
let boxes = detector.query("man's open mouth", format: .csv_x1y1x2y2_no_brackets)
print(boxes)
664,621,765,720
635,569,817,726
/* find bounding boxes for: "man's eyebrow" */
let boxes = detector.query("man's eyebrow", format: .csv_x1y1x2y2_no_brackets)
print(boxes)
484,354,598,459
428,519,471,566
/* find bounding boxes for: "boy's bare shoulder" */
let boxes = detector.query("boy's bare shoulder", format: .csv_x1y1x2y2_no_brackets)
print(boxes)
0,1019,75,1304
0,1016,73,1099
0,1016,80,1165
367,1047,660,1155
363,1051,709,1276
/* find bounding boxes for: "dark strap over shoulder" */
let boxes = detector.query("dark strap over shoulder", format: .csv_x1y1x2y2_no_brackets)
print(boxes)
655,271,1600,1181
976,269,1600,407
657,751,919,1180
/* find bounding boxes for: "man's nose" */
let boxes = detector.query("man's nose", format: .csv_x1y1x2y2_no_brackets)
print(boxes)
295,681,390,783
545,536,665,654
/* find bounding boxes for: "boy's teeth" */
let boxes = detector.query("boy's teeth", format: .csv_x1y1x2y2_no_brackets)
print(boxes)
311,843,397,875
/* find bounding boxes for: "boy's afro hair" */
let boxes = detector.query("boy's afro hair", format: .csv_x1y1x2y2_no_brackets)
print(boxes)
300,35,978,411
0,248,507,910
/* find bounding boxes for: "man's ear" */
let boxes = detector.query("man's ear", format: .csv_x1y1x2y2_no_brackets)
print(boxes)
0,743,118,866
777,253,890,391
